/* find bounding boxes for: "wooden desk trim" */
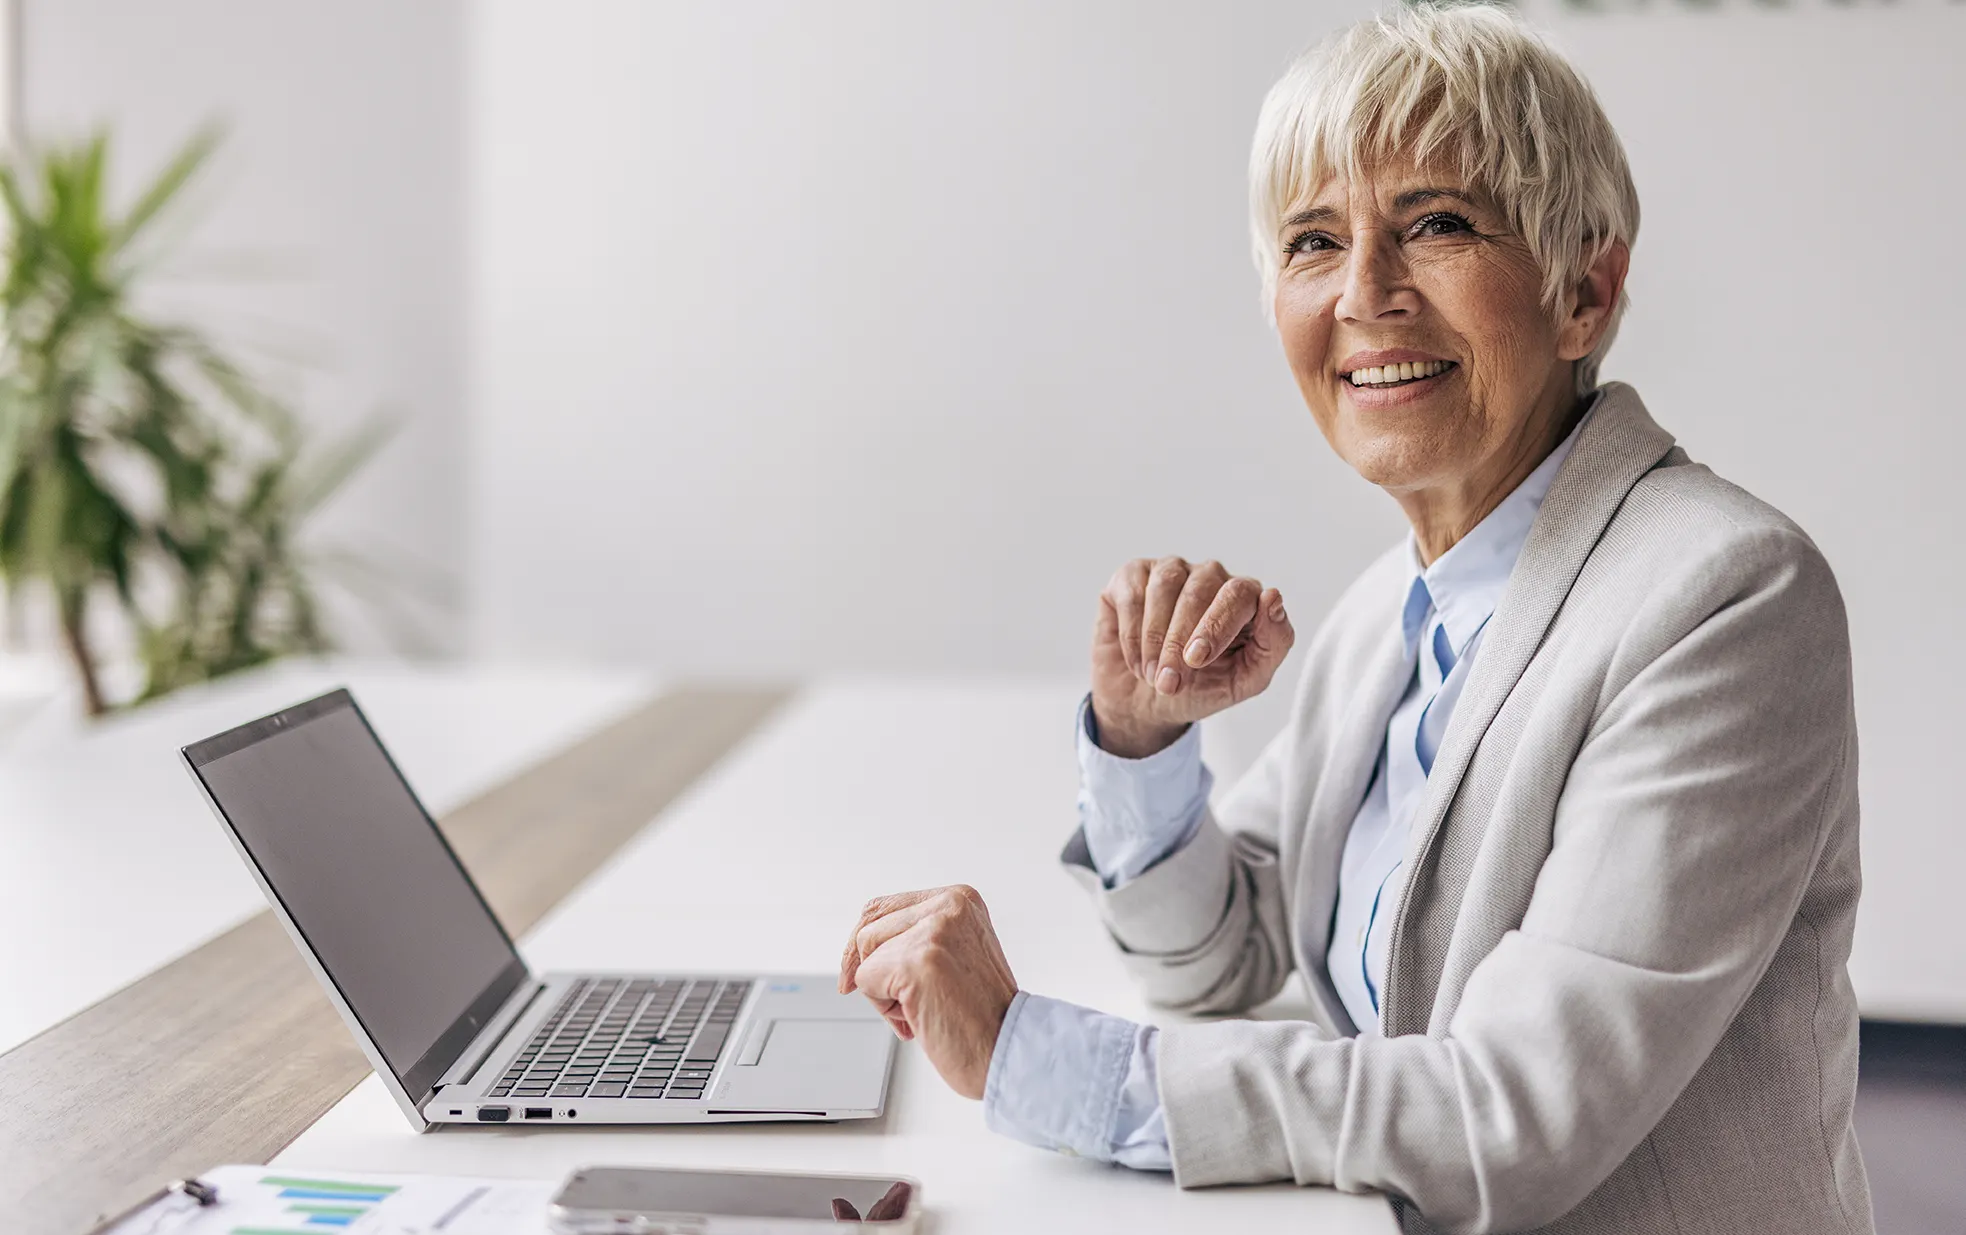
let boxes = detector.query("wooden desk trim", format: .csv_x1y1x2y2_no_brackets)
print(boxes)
0,684,793,1235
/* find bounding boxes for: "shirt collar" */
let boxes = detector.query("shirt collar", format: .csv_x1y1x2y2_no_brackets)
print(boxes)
1398,394,1599,656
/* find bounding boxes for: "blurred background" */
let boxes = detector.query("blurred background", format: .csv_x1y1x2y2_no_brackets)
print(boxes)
0,1,1960,1229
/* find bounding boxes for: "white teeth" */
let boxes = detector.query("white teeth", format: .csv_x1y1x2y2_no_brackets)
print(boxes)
1346,359,1452,387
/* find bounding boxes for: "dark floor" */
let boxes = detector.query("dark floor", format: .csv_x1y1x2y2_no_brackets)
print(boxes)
1855,1020,1966,1235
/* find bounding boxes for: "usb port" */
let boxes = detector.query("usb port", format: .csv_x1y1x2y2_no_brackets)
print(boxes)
476,1106,510,1122
524,1107,553,1120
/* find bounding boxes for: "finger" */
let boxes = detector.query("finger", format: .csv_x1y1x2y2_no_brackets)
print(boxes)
1107,559,1150,679
1154,560,1228,692
872,996,912,1039
1138,557,1189,684
850,934,910,1011
1094,593,1125,674
831,1197,861,1221
845,899,942,993
1184,576,1262,669
841,900,933,995
1240,587,1297,685
838,890,938,992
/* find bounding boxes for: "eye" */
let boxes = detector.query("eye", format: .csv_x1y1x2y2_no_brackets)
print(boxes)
1410,211,1474,238
1284,230,1340,261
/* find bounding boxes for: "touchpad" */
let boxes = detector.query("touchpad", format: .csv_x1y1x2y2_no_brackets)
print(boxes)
714,1020,894,1112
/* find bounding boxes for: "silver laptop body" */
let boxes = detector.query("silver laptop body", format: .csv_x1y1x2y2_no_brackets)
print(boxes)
181,688,895,1130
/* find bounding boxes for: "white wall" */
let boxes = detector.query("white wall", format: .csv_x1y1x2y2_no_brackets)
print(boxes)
22,0,468,653
470,1,1966,1019
468,0,1391,780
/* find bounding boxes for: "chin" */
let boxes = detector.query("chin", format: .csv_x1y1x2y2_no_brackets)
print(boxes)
1330,412,1462,491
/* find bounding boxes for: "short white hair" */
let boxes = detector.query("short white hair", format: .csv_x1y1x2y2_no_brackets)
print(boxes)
1249,4,1640,392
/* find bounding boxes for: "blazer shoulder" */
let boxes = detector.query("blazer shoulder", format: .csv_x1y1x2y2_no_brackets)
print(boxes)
1606,455,1848,641
1624,454,1832,574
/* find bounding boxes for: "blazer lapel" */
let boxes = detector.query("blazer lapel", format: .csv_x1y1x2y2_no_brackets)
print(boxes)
1293,597,1416,1033
1378,383,1679,1032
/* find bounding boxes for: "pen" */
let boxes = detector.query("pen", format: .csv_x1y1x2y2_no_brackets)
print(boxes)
92,1177,220,1235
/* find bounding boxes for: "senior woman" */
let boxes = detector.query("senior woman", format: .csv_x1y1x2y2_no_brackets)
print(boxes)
836,8,1869,1234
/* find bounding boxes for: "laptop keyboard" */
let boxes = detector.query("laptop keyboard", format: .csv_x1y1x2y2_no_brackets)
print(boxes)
487,977,751,1101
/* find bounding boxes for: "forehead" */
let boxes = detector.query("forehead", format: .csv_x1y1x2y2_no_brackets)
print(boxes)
1286,161,1483,218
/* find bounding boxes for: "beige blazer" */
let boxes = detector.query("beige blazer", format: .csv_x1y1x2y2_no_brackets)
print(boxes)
1065,384,1871,1234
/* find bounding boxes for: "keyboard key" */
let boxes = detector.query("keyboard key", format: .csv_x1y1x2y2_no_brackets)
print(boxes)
551,1084,588,1098
590,1083,627,1098
685,1026,730,1062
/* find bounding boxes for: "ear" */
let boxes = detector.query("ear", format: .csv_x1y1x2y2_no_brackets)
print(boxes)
1556,239,1630,363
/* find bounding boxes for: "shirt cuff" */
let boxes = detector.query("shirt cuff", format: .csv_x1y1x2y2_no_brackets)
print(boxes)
984,991,1151,1162
1075,694,1211,887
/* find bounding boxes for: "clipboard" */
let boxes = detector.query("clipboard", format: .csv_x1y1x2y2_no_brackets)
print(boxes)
95,1164,558,1235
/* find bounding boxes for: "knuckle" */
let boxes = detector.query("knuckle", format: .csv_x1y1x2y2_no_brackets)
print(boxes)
1192,559,1227,583
1150,556,1189,582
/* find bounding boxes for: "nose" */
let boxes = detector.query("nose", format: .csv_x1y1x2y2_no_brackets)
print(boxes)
1335,230,1418,323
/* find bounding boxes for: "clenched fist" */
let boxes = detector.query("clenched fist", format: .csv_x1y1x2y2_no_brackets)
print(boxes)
1092,557,1295,758
837,885,1019,1101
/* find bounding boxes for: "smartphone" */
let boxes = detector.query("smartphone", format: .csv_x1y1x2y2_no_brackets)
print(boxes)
547,1165,923,1234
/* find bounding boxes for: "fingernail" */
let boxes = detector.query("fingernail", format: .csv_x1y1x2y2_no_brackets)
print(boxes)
1184,637,1211,666
1156,666,1180,694
1270,602,1287,623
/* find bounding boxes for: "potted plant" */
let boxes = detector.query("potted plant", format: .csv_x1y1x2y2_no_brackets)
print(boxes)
0,128,385,715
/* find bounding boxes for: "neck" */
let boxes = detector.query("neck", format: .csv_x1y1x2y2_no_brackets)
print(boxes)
1395,389,1586,567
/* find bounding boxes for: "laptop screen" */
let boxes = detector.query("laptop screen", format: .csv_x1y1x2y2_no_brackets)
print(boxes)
186,691,525,1100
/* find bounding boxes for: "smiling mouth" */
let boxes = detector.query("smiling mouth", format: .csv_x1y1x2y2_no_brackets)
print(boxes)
1343,359,1457,388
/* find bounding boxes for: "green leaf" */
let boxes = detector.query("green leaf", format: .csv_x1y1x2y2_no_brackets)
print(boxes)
0,127,396,711
111,124,222,255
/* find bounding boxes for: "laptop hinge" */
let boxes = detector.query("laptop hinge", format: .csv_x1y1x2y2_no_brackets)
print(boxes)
432,979,548,1095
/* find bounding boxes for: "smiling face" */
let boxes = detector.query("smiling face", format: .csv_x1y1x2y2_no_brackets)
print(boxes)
1274,164,1606,552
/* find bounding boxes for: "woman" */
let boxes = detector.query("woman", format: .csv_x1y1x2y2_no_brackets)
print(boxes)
836,7,1870,1233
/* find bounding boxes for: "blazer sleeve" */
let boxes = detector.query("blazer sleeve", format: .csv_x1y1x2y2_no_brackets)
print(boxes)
1151,526,1857,1234
1062,719,1301,1015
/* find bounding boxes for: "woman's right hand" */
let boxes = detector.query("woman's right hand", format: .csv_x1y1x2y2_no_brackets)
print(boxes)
1090,556,1295,758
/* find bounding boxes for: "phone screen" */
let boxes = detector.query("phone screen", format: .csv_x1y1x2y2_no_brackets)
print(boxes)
556,1168,915,1224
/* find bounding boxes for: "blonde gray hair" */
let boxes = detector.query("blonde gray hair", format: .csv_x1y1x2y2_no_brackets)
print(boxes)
1249,5,1640,392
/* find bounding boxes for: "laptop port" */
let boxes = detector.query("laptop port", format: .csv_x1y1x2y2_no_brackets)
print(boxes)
476,1106,510,1122
524,1107,552,1120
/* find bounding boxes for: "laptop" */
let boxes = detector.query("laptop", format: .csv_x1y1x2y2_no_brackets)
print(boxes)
180,687,895,1130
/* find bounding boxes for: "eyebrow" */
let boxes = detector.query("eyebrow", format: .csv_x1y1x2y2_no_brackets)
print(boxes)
1278,187,1479,234
1394,187,1477,210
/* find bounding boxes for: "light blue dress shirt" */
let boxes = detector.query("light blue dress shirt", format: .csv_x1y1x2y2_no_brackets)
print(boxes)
982,401,1595,1167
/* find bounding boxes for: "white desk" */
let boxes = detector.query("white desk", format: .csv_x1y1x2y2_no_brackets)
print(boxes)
273,680,1398,1233
0,658,656,1053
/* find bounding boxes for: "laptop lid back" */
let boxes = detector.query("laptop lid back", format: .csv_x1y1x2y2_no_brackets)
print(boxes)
182,688,528,1122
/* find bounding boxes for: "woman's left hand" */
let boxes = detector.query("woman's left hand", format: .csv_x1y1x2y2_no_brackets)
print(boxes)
837,885,1019,1100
